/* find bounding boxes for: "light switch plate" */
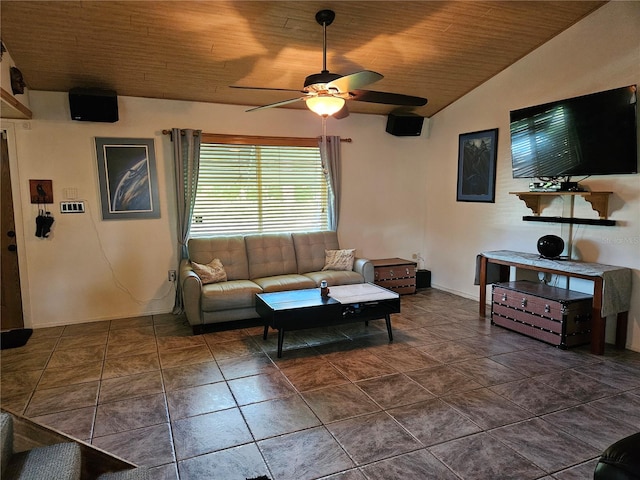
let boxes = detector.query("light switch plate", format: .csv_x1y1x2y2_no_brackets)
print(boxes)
60,201,85,213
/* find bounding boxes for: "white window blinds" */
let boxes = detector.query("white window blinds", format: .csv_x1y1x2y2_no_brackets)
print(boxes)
190,141,328,236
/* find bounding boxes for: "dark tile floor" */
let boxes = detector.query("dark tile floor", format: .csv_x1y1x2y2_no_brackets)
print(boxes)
2,288,640,480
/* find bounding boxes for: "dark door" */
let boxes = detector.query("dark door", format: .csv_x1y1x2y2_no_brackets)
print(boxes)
1,130,24,330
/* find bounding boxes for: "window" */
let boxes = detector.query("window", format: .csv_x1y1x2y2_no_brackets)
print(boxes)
190,134,328,236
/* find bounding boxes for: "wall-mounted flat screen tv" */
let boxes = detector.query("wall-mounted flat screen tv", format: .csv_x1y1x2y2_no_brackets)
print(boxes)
510,85,638,179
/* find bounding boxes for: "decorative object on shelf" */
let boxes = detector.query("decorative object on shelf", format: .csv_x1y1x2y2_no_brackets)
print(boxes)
10,66,26,95
94,137,160,220
456,128,498,203
537,234,564,259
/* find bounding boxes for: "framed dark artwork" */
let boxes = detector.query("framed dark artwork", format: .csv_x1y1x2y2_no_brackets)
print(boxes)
95,137,160,219
456,128,498,203
29,179,53,204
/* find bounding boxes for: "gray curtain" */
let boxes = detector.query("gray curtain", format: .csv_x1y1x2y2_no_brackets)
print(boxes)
318,135,341,230
171,128,202,313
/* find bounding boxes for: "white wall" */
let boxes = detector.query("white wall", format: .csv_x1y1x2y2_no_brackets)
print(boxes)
5,93,427,329
425,1,640,351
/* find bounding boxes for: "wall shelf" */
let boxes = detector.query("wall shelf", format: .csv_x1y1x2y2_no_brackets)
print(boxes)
1,87,32,119
522,216,616,226
510,191,613,219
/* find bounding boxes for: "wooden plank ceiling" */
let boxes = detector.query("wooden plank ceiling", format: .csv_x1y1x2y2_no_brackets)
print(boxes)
0,1,605,117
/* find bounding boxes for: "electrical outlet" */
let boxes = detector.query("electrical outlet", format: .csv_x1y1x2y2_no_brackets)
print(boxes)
168,270,177,282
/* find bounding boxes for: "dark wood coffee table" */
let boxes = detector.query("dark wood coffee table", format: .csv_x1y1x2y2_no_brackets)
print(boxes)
256,283,400,357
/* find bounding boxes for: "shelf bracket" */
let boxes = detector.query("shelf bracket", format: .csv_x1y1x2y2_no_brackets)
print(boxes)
510,191,612,220
512,193,542,215
580,192,609,219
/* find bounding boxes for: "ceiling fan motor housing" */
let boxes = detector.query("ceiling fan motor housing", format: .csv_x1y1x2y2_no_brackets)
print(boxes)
304,71,343,89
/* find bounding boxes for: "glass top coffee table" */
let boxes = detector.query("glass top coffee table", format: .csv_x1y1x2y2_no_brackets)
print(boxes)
255,283,400,357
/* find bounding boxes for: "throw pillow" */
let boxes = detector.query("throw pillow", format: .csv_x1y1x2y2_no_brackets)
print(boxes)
322,249,355,271
191,258,227,284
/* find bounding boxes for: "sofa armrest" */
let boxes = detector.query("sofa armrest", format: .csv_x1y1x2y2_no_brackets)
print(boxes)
353,258,374,283
179,259,203,327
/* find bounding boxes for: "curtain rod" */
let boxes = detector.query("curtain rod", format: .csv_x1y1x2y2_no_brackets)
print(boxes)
161,130,352,143
321,136,352,142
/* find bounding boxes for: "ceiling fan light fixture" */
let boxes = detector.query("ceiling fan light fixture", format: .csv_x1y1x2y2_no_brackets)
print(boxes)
306,95,345,117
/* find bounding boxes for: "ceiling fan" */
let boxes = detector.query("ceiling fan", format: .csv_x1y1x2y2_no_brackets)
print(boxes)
230,9,428,118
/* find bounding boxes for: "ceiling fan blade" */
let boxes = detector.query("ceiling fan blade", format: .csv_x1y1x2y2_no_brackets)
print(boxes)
246,97,306,112
326,70,383,93
230,85,304,93
349,89,428,106
334,104,350,119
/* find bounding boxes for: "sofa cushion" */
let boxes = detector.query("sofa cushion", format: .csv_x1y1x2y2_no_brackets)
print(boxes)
188,236,249,281
253,274,316,293
292,231,340,274
245,233,298,279
201,280,263,312
97,467,150,480
303,270,364,286
323,249,355,271
5,442,82,480
1,412,13,475
191,259,227,284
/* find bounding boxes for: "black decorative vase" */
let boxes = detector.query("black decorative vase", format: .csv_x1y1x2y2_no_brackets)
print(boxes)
537,235,564,259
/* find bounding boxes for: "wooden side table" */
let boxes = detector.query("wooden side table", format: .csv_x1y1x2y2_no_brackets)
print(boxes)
371,258,417,295
477,250,631,355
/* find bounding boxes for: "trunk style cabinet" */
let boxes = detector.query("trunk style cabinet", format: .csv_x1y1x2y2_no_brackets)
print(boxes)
371,258,417,295
492,281,593,348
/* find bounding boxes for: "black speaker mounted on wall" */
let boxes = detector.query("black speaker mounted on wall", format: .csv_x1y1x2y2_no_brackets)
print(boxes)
385,113,424,137
69,88,119,123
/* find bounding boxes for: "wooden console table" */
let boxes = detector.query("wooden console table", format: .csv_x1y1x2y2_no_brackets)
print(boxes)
477,250,631,355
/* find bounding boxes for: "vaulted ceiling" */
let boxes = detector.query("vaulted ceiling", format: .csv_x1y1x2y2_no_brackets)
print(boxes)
1,1,605,118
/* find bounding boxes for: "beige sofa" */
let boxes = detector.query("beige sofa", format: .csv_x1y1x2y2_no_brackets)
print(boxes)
179,231,374,333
